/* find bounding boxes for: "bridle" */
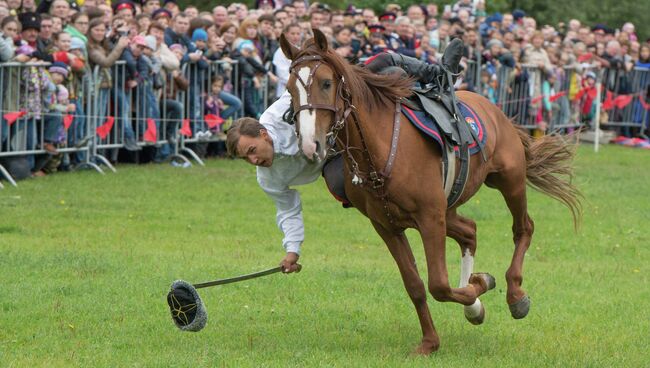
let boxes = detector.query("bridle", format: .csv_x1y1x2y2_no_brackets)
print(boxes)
288,54,355,154
288,51,405,224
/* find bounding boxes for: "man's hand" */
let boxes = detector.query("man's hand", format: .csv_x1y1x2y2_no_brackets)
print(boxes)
280,252,300,273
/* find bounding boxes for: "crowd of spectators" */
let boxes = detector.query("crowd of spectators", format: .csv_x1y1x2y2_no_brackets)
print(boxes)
0,0,649,178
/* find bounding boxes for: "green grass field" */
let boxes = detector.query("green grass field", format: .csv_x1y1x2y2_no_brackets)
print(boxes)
1,144,649,367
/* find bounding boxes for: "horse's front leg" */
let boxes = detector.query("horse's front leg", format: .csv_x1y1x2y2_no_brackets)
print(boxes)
370,220,440,355
417,208,495,307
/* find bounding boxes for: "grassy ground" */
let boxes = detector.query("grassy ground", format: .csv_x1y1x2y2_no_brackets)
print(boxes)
0,144,648,367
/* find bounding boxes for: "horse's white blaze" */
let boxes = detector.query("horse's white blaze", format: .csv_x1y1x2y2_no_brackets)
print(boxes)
459,248,474,287
296,66,317,158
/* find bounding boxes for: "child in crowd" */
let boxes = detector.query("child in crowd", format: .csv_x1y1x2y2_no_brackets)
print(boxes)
204,75,226,138
479,69,497,104
191,28,208,55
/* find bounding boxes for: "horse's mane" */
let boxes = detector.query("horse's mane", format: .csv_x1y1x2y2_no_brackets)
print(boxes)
299,40,414,111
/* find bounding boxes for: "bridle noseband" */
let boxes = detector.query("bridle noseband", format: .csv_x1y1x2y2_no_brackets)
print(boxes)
288,54,355,154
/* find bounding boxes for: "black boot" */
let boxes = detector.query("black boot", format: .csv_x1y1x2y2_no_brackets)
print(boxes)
441,38,464,75
387,52,444,86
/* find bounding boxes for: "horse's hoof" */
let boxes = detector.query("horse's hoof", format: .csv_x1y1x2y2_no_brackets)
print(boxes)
471,273,496,291
411,341,439,356
464,300,485,325
508,294,531,319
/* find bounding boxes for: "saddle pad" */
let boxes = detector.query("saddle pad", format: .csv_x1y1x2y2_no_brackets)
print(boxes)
402,101,486,156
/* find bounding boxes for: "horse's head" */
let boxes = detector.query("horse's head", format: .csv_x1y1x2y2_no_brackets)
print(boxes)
280,28,350,162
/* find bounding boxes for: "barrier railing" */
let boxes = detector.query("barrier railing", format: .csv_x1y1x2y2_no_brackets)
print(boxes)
2,58,648,188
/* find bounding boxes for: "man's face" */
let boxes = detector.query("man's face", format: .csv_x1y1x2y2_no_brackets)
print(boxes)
50,0,69,18
292,1,305,17
143,0,160,14
40,19,53,39
212,6,227,25
185,7,198,19
310,12,325,29
331,14,344,29
173,15,189,35
237,130,274,167
397,22,411,38
259,20,273,37
21,28,38,43
362,9,374,24
284,26,301,46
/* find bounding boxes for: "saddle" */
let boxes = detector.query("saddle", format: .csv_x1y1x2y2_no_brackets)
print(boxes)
404,86,486,208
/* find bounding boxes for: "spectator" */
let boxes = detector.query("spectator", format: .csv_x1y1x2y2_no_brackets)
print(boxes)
211,5,227,28
142,0,160,15
64,11,88,44
152,9,172,27
85,17,139,151
0,15,18,62
272,22,300,98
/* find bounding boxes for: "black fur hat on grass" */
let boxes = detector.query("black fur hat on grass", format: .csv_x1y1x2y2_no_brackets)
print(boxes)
167,280,208,332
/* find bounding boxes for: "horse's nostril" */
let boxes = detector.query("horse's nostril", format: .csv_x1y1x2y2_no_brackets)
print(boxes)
315,141,321,154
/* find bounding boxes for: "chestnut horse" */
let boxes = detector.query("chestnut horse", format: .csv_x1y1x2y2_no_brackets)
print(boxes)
280,30,581,354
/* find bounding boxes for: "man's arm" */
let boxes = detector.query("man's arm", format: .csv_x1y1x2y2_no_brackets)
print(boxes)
262,185,303,255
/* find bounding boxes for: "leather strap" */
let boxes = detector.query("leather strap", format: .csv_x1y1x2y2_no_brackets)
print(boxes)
381,100,402,178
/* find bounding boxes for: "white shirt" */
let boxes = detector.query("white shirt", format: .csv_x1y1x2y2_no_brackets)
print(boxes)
257,92,325,255
272,47,292,98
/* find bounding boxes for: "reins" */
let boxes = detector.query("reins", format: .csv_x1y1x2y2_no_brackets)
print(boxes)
289,53,403,223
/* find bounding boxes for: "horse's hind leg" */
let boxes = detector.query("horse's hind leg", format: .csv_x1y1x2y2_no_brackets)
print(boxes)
370,220,440,355
487,168,534,319
446,210,487,325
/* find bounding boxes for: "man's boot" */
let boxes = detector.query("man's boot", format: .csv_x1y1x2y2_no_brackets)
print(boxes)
386,52,444,86
441,38,464,76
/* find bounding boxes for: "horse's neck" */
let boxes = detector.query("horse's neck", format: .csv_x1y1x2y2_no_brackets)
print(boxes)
341,101,395,168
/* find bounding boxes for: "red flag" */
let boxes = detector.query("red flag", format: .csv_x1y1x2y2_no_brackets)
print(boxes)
602,91,614,111
530,95,543,105
63,114,74,130
204,114,224,128
96,116,115,139
3,111,27,126
549,91,567,102
613,94,633,109
144,118,157,143
180,118,192,137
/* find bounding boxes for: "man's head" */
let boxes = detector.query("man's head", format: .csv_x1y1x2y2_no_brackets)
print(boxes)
227,117,274,167
142,0,160,14
39,14,53,39
49,0,69,20
212,5,227,26
172,12,189,35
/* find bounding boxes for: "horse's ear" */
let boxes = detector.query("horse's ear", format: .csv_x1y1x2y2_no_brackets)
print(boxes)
280,33,299,60
312,28,328,52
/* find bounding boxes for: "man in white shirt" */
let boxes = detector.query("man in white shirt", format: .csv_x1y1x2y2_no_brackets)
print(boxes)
225,40,464,273
226,92,317,273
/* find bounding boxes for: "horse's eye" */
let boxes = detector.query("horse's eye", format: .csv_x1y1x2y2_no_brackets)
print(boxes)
323,80,332,89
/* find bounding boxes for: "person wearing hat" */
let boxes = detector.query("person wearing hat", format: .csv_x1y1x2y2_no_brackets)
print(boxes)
191,28,207,54
42,61,74,155
163,0,179,18
141,0,160,15
151,8,172,27
364,23,389,56
112,0,135,22
18,11,40,47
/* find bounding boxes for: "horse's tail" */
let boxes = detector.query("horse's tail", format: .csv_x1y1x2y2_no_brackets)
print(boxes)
516,129,583,229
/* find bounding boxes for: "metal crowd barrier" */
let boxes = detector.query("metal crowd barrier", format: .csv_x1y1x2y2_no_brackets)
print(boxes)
598,66,650,137
0,61,100,187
